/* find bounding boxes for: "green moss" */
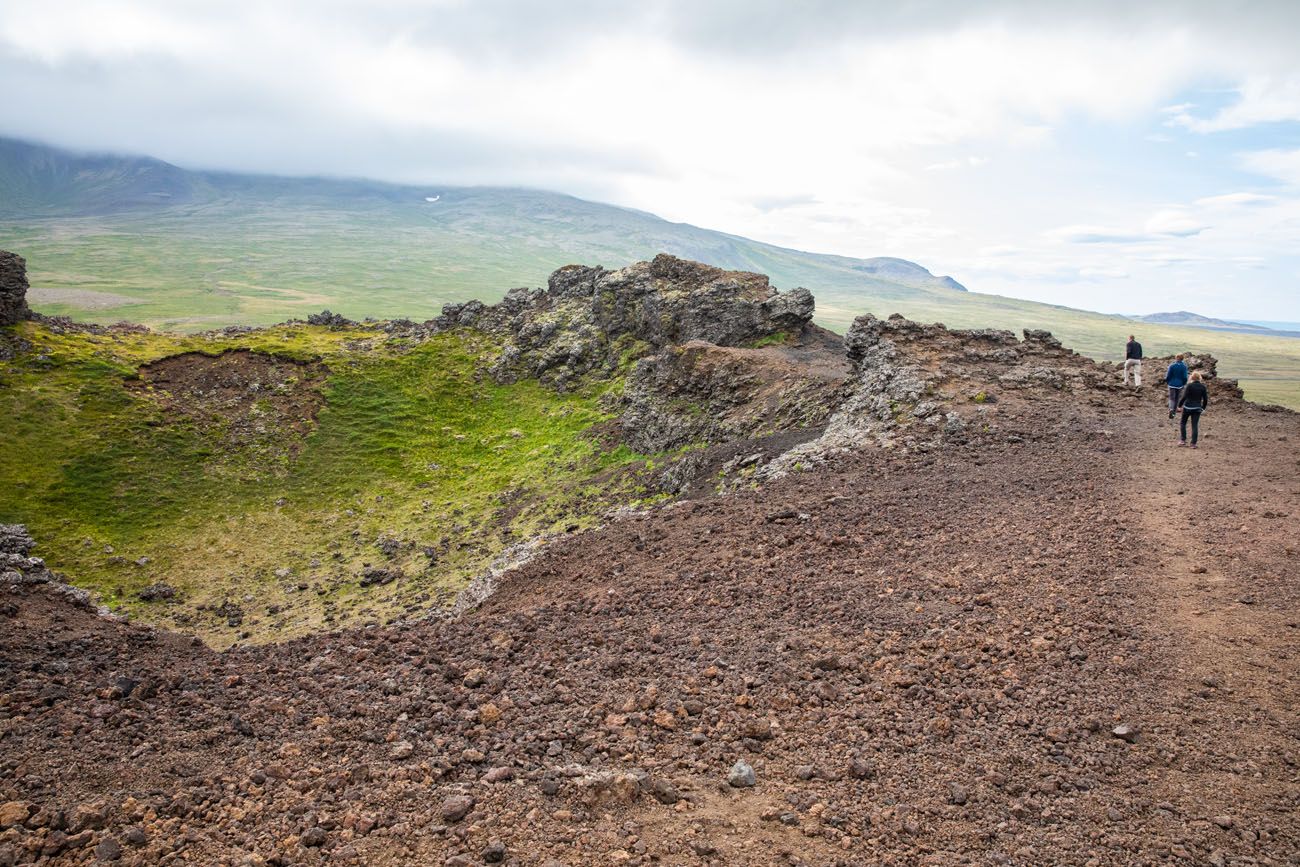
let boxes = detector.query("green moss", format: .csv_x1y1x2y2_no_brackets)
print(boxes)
744,331,791,349
0,321,645,646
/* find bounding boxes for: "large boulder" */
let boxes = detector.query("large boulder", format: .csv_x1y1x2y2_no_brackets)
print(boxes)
0,251,30,326
548,254,814,349
433,254,815,389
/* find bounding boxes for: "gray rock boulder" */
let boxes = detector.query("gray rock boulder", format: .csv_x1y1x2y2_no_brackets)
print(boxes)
432,254,816,390
0,251,31,326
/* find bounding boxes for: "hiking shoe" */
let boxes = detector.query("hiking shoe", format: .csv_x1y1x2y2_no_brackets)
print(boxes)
1168,410,1176,419
1191,444,1199,449
1177,441,1187,447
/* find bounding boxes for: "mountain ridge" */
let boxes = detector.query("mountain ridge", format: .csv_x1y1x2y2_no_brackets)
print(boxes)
0,134,967,296
1133,309,1300,338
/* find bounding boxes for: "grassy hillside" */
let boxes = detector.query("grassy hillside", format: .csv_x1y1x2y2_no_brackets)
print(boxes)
2,137,1297,407
0,320,649,646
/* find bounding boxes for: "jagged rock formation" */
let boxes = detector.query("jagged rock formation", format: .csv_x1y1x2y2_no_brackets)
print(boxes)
1,524,92,608
760,313,1222,477
436,254,815,389
305,309,356,328
0,250,30,326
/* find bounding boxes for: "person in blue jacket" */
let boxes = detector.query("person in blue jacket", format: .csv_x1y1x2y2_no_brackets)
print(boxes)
1164,354,1189,419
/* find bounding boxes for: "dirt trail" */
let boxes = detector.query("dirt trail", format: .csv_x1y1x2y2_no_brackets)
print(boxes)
1122,404,1300,862
2,394,1299,866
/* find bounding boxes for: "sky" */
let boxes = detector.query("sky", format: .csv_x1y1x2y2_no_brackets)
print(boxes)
1,0,1299,320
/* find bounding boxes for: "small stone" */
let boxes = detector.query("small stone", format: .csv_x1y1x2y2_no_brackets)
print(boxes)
649,778,680,805
440,795,475,823
390,740,414,760
483,766,514,783
848,757,876,779
300,827,326,848
948,783,969,806
93,838,123,862
481,840,506,863
691,839,717,856
0,802,30,828
478,703,501,725
1111,724,1140,743
1212,815,1234,830
727,761,756,788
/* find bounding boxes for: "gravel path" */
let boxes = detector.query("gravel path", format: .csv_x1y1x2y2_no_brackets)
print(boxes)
1,392,1297,866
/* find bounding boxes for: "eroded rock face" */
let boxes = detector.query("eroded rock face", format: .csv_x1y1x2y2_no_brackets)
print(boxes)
762,313,1140,476
436,254,815,389
0,250,31,326
620,338,848,453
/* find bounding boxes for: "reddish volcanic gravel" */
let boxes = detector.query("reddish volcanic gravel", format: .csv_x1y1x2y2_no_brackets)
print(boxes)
2,393,1298,865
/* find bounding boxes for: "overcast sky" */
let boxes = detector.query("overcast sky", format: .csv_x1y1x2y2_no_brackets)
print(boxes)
2,0,1299,319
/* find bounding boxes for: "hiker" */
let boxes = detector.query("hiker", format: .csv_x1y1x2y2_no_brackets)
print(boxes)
1164,354,1190,419
1123,335,1143,386
1177,371,1210,448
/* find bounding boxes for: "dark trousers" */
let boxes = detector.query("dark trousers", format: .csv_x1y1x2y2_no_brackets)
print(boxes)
1180,409,1202,444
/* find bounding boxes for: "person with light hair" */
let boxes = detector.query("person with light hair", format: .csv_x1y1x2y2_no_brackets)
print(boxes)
1177,370,1210,449
1123,334,1143,386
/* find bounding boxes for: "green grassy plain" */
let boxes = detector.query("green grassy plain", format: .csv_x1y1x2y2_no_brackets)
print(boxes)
0,320,645,646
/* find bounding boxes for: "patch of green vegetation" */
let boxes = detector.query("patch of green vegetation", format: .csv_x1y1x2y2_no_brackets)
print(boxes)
0,321,646,646
745,331,791,349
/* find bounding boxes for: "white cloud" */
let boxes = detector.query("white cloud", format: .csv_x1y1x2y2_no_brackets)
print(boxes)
1239,148,1300,186
1167,76,1300,132
1143,209,1209,238
925,156,989,172
1,0,1299,317
1079,266,1129,279
1046,211,1208,245
1195,192,1276,208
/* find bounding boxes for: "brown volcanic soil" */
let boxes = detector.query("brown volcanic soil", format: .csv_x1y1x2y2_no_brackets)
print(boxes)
2,389,1298,865
127,349,328,451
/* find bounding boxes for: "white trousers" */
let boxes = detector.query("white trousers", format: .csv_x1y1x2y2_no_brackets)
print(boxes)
1123,358,1142,386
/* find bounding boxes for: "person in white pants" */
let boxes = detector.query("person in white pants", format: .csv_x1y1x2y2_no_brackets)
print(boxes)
1123,335,1143,386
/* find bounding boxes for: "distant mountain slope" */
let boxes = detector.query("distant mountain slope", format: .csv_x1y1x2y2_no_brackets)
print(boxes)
1134,311,1300,339
2,136,1298,408
0,137,211,216
0,136,965,311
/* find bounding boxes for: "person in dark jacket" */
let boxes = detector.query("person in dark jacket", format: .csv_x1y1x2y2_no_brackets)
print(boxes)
1164,354,1190,418
1123,335,1143,386
1177,371,1209,448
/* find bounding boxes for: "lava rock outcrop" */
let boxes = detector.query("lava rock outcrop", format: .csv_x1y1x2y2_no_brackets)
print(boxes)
437,254,815,389
0,250,30,326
